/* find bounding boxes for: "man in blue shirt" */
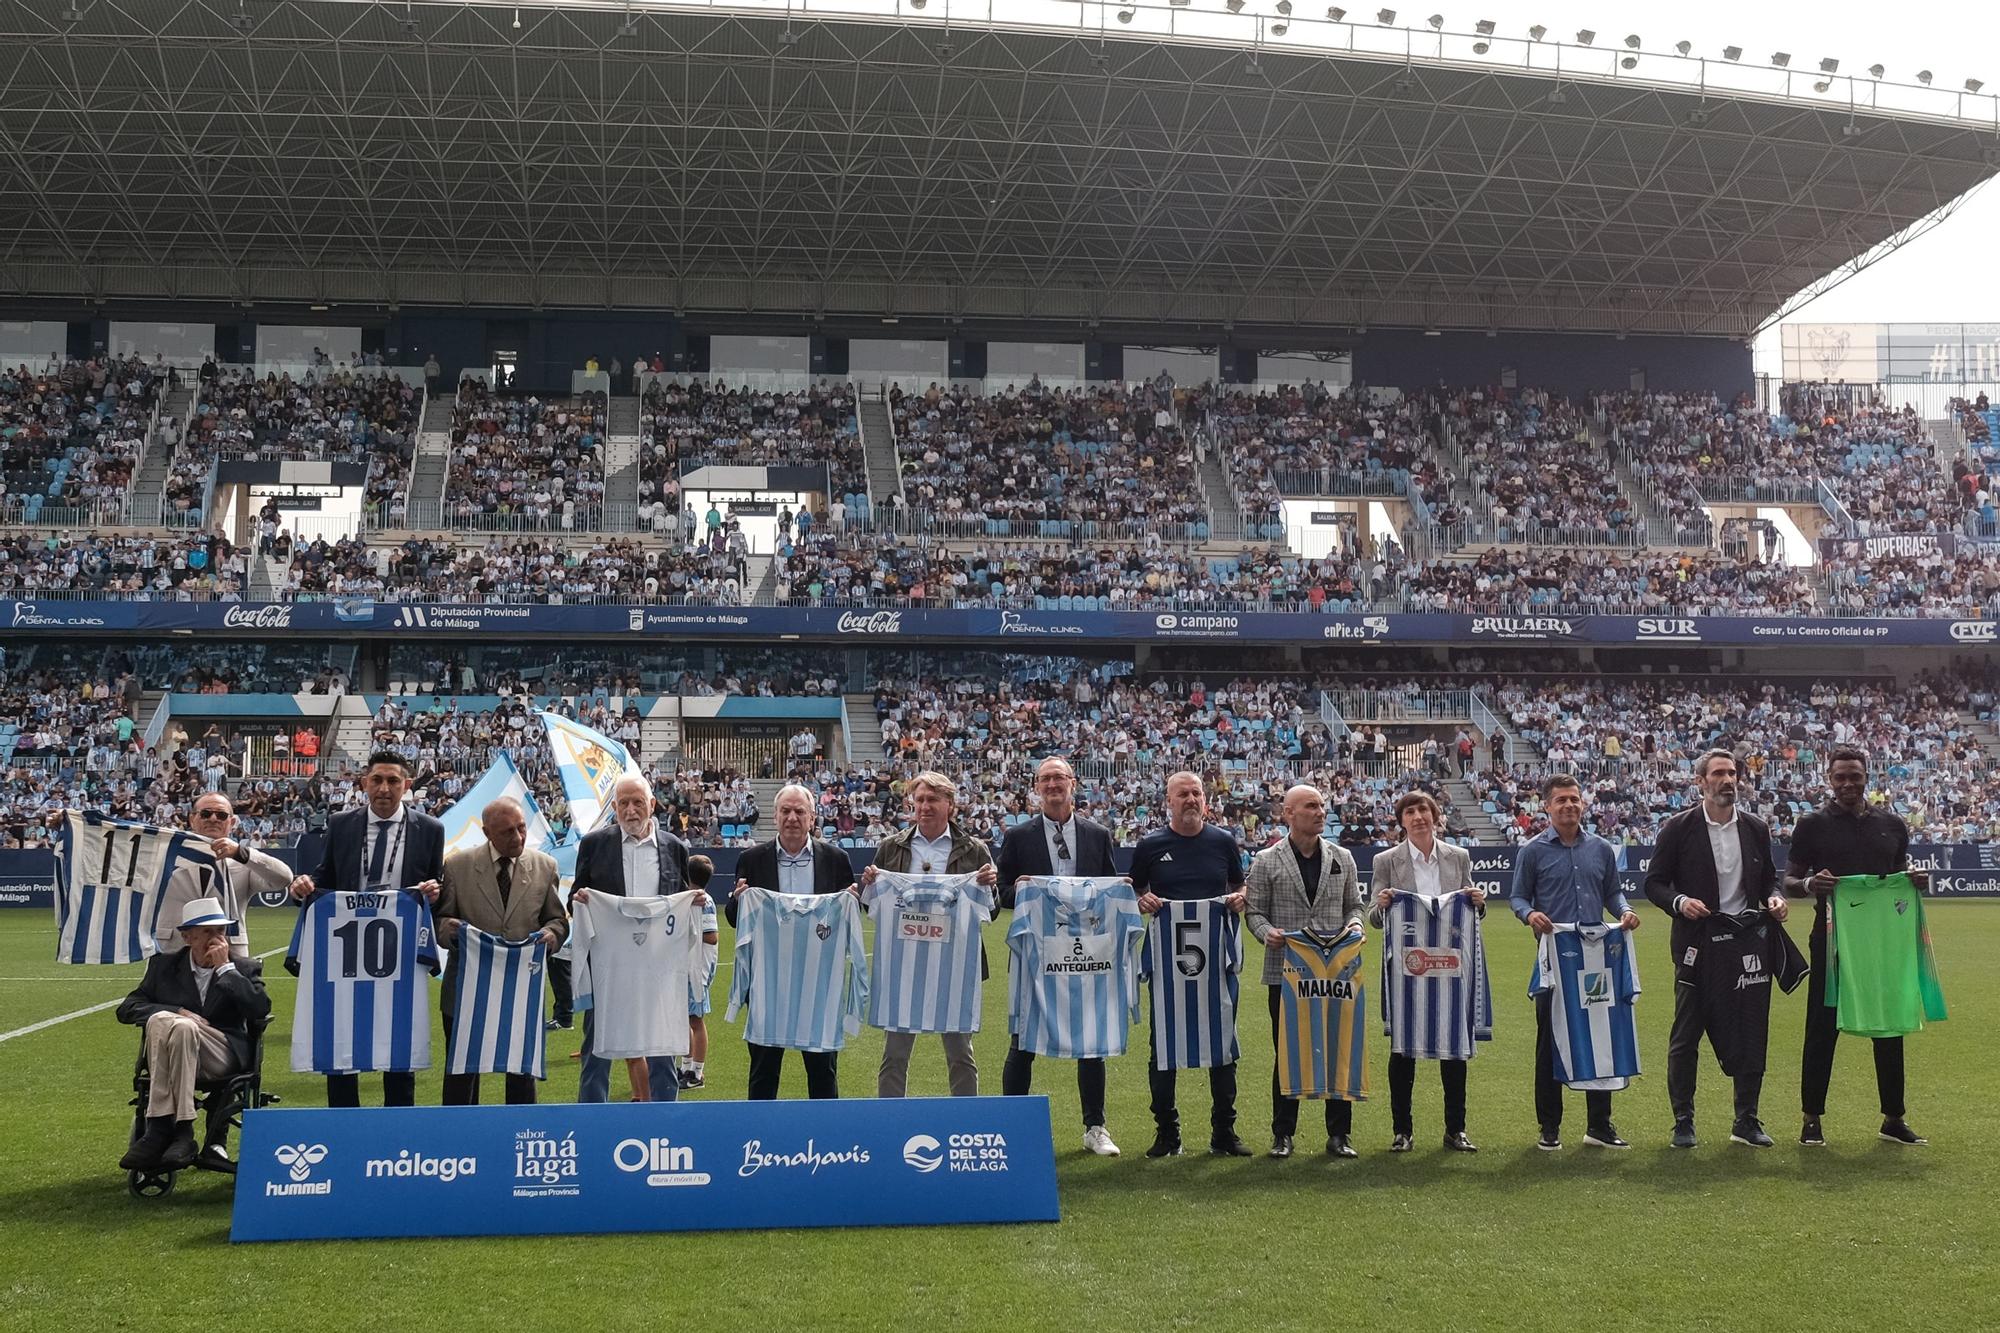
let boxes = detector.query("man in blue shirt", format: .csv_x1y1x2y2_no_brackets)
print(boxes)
1510,773,1642,1151
1129,771,1248,1159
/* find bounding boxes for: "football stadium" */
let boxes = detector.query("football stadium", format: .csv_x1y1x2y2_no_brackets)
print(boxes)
4,1,2000,1328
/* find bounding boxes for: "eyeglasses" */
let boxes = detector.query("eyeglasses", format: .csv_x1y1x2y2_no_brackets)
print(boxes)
193,809,232,820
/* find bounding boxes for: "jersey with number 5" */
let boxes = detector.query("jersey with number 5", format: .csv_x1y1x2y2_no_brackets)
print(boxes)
1139,898,1242,1069
286,890,440,1074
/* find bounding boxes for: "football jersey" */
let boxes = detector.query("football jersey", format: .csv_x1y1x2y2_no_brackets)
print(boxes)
1380,890,1493,1061
863,870,994,1035
1532,923,1641,1090
54,812,215,964
571,891,707,1059
446,925,548,1078
1138,897,1242,1069
726,887,869,1052
1276,928,1369,1101
1006,876,1146,1059
1674,910,1807,1079
1828,874,1948,1038
286,890,441,1074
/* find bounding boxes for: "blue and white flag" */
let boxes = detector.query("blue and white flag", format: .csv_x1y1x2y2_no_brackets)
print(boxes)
538,710,647,842
436,751,557,861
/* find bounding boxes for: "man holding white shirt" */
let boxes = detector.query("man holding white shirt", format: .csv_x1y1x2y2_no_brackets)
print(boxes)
570,774,699,1104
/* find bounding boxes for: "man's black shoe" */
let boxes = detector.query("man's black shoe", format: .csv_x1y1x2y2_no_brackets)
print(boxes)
1536,1129,1562,1152
1582,1125,1630,1149
195,1143,237,1174
1145,1132,1183,1158
1389,1133,1413,1153
1800,1116,1825,1146
1267,1136,1294,1159
120,1118,172,1172
1730,1119,1774,1149
1671,1119,1698,1150
1208,1134,1253,1157
1442,1131,1479,1153
1326,1135,1358,1159
1879,1119,1928,1146
159,1123,200,1171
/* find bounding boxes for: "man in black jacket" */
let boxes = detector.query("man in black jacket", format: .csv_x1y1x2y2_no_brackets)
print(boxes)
729,783,856,1099
994,757,1124,1156
116,896,271,1174
1642,749,1789,1150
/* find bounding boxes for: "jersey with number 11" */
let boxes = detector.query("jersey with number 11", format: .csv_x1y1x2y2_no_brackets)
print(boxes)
286,890,440,1074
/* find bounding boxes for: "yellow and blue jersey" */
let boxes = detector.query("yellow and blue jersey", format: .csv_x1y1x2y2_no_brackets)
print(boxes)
1276,928,1369,1101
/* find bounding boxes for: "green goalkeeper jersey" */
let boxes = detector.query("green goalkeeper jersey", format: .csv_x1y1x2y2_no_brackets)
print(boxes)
1827,874,1948,1038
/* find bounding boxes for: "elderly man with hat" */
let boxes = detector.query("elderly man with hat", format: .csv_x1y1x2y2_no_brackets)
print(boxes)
116,897,271,1174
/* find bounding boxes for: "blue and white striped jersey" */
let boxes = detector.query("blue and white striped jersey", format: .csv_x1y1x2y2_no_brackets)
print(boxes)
726,887,869,1052
1006,876,1145,1059
572,891,707,1059
1532,922,1642,1089
286,890,440,1075
446,925,548,1078
863,870,993,1035
54,812,215,964
1139,897,1242,1069
1381,890,1493,1061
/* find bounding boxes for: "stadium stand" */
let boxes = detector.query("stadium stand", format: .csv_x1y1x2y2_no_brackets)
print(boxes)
0,357,162,525
444,385,607,529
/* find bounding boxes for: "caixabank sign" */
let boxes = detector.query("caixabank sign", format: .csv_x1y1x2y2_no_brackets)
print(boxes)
231,1097,1059,1241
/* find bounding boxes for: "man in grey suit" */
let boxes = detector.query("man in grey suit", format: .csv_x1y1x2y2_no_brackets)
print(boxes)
1244,784,1365,1159
157,793,292,960
1369,790,1484,1153
434,797,568,1106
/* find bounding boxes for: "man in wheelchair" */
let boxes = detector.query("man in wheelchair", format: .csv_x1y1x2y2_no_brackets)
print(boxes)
116,897,271,1175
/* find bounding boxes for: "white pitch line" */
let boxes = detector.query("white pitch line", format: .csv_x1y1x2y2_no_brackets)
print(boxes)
0,947,286,1044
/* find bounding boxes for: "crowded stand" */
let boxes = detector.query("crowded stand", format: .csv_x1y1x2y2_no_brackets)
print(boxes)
444,386,607,528
1397,547,1822,616
1446,390,1641,542
0,356,162,524
0,530,247,601
640,380,867,517
887,380,1211,538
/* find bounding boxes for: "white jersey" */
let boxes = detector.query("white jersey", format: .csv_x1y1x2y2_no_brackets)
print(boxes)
54,812,215,964
571,892,707,1059
863,870,993,1035
446,925,549,1078
691,897,720,1017
726,887,869,1051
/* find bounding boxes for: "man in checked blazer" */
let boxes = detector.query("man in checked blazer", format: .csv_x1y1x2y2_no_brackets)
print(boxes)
1244,783,1366,1158
1369,790,1484,1153
434,797,567,1106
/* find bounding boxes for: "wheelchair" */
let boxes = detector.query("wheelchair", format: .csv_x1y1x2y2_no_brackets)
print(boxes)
126,1014,279,1199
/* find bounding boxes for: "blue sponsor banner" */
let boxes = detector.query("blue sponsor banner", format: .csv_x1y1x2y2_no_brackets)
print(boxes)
2,598,1996,645
231,1096,1060,1241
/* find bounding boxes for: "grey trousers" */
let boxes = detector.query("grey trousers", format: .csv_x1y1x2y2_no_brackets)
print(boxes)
878,1030,978,1097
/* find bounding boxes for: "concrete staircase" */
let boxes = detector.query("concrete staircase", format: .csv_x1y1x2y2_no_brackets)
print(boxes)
743,553,775,605
857,395,903,514
422,395,457,433
610,395,640,437
325,695,378,775
1197,453,1244,543
639,710,683,768
1597,420,1696,547
748,776,788,838
842,693,883,769
1956,708,2000,767
129,382,195,525
405,433,451,528
247,551,290,601
602,428,642,533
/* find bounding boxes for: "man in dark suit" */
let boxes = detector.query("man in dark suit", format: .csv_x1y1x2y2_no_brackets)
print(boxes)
287,750,445,1108
571,773,695,1103
116,896,271,1174
730,783,856,1099
995,757,1124,1156
1643,749,1789,1150
434,797,568,1106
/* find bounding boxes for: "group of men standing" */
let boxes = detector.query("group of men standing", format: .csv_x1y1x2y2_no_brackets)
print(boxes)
116,742,1929,1178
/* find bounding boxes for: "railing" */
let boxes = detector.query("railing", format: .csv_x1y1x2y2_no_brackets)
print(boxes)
364,502,610,535
1469,689,1514,769
1266,468,1410,499
1328,688,1473,721
1817,478,1858,534
1693,477,1823,505
853,509,1210,545
0,498,135,528
1317,692,1353,741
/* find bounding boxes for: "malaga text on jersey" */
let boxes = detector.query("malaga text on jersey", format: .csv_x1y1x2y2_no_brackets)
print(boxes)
1276,928,1370,1101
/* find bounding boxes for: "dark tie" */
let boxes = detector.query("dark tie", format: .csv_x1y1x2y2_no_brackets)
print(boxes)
366,819,389,885
1052,824,1072,865
496,857,513,908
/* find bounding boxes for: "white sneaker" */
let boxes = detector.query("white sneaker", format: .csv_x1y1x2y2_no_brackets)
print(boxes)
1082,1125,1121,1157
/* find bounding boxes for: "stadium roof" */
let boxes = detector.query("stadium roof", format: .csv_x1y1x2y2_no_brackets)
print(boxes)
3,0,1997,340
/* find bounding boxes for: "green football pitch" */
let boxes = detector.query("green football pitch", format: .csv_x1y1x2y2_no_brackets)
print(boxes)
2,904,1995,1331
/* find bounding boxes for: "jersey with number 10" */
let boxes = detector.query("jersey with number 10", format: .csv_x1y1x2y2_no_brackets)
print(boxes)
1277,929,1369,1100
1007,876,1145,1059
286,890,440,1074
864,870,993,1034
1532,923,1641,1089
1139,898,1242,1069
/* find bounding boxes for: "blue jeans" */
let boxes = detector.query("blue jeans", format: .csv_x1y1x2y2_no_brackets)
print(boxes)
576,1010,680,1103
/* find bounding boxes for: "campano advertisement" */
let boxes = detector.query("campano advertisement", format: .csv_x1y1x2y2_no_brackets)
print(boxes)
232,1097,1059,1241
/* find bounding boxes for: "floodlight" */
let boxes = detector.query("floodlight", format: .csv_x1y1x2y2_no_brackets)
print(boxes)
1327,7,1347,18
1917,70,1933,85
1868,64,1884,79
1722,46,1742,61
1377,9,1396,24
1575,30,1594,46
1475,19,1494,35
1528,25,1546,41
1969,78,1986,93
1771,52,1790,68
1819,58,1839,73
1623,34,1640,49
1427,13,1443,30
